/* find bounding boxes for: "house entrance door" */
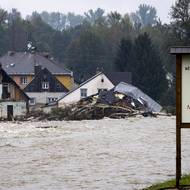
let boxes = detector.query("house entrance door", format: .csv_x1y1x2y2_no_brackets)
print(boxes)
7,105,13,120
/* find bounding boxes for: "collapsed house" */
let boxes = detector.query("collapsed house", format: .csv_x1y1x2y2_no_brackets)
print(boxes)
0,64,29,120
48,82,162,121
79,82,162,112
57,72,132,107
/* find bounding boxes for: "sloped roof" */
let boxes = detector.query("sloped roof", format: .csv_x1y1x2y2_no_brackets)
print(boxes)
105,72,132,85
0,52,72,75
114,82,162,112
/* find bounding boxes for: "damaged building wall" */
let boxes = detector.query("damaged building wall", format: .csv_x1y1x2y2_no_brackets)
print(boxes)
0,64,29,119
0,101,27,118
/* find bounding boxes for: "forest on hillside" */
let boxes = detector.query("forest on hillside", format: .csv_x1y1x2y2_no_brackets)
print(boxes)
0,0,189,107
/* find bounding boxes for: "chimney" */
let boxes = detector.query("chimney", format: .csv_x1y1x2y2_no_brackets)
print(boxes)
34,65,42,75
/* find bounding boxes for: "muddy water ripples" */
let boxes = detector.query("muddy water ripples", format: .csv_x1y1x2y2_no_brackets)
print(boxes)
0,116,190,190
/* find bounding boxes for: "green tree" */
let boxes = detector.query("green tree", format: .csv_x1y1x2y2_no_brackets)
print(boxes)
133,33,168,101
0,7,8,55
170,0,190,43
120,14,134,35
27,12,54,52
84,8,105,26
0,7,7,26
171,0,190,23
7,9,28,51
40,11,67,31
50,30,71,62
67,12,84,28
114,38,134,72
65,30,106,82
115,33,168,102
131,4,158,27
107,12,122,27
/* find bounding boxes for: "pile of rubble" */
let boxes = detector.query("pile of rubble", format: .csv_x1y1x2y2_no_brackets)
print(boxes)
46,82,166,121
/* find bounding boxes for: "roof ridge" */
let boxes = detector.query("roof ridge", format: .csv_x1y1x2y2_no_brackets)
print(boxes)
0,52,73,75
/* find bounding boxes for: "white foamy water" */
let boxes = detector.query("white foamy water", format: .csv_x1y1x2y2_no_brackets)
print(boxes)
0,116,189,190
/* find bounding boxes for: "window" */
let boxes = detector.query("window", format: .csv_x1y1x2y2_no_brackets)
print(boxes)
20,76,27,85
47,97,58,103
29,98,36,105
80,88,87,98
2,83,10,99
42,82,49,89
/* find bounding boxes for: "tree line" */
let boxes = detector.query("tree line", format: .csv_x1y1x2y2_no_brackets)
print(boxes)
0,0,189,106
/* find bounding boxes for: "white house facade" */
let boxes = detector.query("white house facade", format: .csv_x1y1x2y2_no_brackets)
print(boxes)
27,92,66,105
58,72,115,107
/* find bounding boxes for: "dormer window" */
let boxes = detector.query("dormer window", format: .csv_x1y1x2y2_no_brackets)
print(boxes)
42,82,49,89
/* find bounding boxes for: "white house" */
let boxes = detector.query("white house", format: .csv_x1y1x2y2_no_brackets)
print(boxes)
58,72,115,107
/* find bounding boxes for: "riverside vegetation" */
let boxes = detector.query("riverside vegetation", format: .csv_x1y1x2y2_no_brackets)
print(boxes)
144,175,190,190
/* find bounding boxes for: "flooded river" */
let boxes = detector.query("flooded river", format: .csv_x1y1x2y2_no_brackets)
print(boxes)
0,116,190,190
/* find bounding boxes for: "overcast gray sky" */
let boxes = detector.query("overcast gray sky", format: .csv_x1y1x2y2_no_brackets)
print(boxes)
0,0,176,23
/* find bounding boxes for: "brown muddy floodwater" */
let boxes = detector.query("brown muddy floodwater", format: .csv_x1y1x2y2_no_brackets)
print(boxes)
0,116,189,190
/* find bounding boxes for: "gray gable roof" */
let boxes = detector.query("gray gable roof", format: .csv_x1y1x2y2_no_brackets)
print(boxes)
0,52,72,75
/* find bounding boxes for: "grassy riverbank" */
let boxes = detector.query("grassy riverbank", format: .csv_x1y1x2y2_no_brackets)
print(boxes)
144,174,190,190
